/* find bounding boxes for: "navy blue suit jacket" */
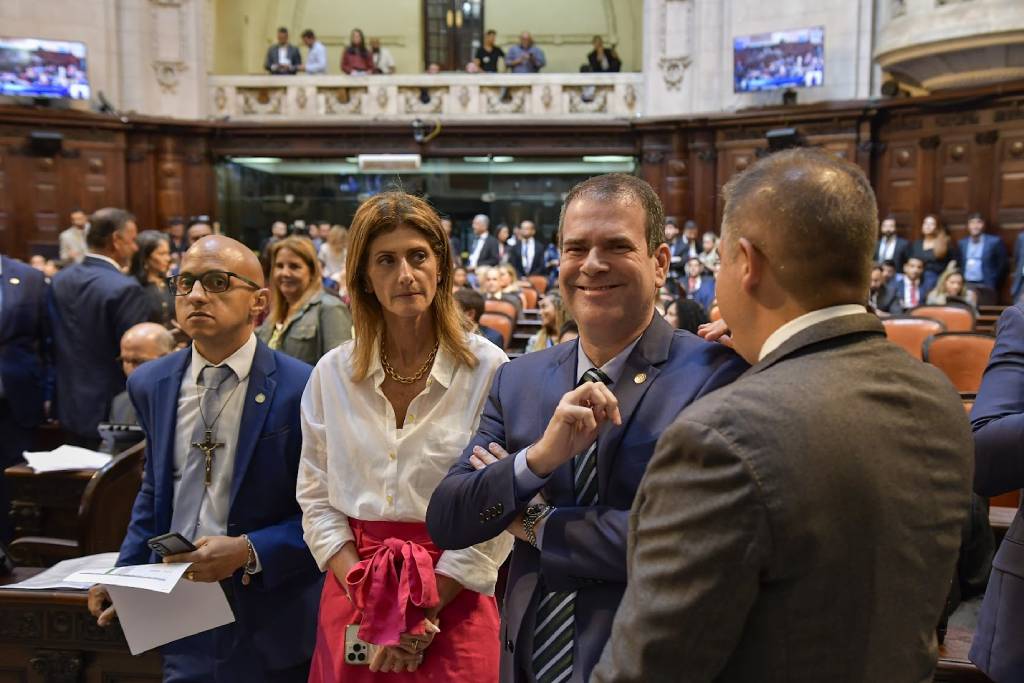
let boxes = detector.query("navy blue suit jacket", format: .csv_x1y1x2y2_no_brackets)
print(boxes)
875,236,911,272
1010,233,1024,300
0,256,49,428
959,234,1008,290
426,315,747,682
48,256,150,438
117,340,322,670
686,277,716,314
509,240,548,278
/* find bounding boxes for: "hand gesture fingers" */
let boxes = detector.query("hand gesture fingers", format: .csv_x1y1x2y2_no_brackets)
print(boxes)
470,442,511,470
88,585,117,626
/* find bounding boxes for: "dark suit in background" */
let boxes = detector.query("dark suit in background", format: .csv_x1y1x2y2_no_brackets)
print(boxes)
119,341,321,679
0,256,49,541
869,282,903,314
970,303,1024,681
959,234,1008,291
875,235,911,272
427,316,747,682
509,239,548,278
1011,233,1024,303
468,233,501,269
263,44,301,74
592,313,972,682
48,256,150,443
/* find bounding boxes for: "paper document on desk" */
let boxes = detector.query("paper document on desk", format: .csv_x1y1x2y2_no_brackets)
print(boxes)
22,444,111,473
65,562,235,655
0,552,120,590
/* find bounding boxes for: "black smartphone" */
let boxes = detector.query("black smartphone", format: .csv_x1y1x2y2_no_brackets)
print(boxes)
147,532,197,557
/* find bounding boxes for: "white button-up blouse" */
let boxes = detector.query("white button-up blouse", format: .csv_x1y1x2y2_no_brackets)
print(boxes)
297,333,513,595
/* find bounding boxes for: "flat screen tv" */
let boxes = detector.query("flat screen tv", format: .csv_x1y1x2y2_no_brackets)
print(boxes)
0,37,90,100
734,27,824,93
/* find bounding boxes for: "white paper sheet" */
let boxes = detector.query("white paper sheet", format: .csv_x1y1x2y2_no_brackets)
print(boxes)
106,578,235,655
0,552,120,590
65,562,192,593
22,444,111,473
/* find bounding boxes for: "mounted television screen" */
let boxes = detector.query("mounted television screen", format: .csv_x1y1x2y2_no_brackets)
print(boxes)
734,27,824,93
0,38,90,100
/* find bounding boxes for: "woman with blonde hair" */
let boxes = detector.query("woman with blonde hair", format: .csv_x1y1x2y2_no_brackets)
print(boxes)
526,291,569,353
910,214,960,295
927,268,978,310
257,236,352,366
319,225,349,283
298,192,512,680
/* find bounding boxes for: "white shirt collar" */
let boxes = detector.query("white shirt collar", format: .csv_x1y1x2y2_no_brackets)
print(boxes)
84,252,123,271
758,304,866,361
190,333,258,385
576,334,643,385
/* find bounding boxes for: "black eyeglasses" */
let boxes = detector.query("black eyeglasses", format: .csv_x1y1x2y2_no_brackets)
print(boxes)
168,270,261,296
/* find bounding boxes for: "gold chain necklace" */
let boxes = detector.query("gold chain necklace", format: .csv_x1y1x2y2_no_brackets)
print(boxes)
381,343,439,384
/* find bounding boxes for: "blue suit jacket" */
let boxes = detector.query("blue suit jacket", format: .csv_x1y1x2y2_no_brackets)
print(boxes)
48,256,150,438
426,315,747,682
1011,233,1024,300
970,303,1024,680
686,277,716,314
0,256,49,428
959,234,1008,290
117,340,322,670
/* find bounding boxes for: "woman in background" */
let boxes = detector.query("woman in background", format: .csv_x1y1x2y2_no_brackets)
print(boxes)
258,236,352,365
341,28,373,74
320,225,349,284
927,268,978,311
298,192,511,680
526,292,569,353
664,297,709,335
131,230,175,326
911,214,960,295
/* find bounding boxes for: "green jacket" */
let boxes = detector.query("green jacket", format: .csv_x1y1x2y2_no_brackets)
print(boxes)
257,290,353,366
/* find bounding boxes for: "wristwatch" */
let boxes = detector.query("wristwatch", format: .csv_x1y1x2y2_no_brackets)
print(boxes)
522,503,553,548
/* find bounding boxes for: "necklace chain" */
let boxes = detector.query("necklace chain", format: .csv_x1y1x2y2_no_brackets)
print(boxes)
381,343,439,385
196,369,242,432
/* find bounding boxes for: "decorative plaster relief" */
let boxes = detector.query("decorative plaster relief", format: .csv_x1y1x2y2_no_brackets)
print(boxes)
658,56,692,91
482,88,528,114
153,62,187,93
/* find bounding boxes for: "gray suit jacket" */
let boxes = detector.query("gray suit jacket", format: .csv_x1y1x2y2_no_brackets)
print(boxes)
592,313,972,683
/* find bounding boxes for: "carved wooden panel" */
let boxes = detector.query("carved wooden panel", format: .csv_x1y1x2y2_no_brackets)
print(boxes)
936,135,974,235
31,155,60,241
995,132,1024,231
877,141,919,238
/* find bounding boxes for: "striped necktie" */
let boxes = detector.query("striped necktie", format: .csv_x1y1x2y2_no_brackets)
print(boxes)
532,367,611,683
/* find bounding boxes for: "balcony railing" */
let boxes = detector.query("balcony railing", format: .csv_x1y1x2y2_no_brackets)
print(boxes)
207,73,643,122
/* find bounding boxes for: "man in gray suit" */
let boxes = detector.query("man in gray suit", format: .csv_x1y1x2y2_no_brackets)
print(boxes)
264,27,301,75
592,148,973,682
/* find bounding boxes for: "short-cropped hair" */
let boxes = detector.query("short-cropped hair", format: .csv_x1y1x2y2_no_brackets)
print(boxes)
277,26,288,34
302,29,315,39
559,173,665,254
721,147,877,307
454,287,485,322
86,208,135,249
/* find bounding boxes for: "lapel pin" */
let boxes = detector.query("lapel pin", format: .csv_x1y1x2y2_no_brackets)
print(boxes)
255,393,266,404
8,277,19,285
633,372,647,384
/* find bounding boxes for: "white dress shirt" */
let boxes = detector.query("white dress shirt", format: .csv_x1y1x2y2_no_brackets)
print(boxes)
277,46,290,66
521,238,535,273
306,41,327,74
174,334,256,541
878,236,897,262
758,305,866,361
468,234,487,268
297,333,514,595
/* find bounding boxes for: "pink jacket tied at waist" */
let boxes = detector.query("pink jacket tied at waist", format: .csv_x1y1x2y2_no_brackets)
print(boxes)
345,537,440,646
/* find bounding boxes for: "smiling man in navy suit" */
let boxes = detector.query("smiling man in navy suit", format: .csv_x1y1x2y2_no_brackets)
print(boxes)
427,174,746,683
0,253,49,541
87,236,321,682
959,212,1007,293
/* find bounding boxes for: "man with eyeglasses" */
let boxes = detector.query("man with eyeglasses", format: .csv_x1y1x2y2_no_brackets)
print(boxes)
49,207,150,447
108,322,176,425
88,235,322,681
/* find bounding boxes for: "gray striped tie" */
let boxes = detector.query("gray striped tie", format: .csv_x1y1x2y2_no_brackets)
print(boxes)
532,367,610,683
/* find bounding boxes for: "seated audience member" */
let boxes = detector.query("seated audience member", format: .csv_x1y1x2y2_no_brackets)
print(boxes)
301,29,327,74
665,220,685,290
509,220,546,278
186,217,214,248
257,236,353,366
455,287,505,349
868,263,902,315
526,292,569,353
474,30,505,73
370,37,395,74
49,208,150,447
481,267,521,317
108,322,175,427
587,35,621,72
875,214,910,271
0,252,49,542
969,300,1024,681
341,28,373,74
682,219,702,258
911,214,960,295
544,237,560,288
466,214,500,274
59,208,89,264
959,212,1007,291
29,254,46,271
265,26,302,75
927,268,978,310
557,319,579,343
297,192,512,680
260,220,288,264
165,216,188,254
426,173,746,683
664,297,709,334
683,256,715,312
506,31,546,73
452,265,470,292
699,231,720,275
90,235,321,679
591,147,972,683
895,256,926,310
131,230,176,326
318,225,348,284
881,258,898,285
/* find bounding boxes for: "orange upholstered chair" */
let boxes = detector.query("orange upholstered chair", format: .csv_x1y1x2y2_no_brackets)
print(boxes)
480,312,513,348
881,316,946,360
528,275,548,294
908,305,975,332
923,332,995,394
484,298,518,321
518,287,538,310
